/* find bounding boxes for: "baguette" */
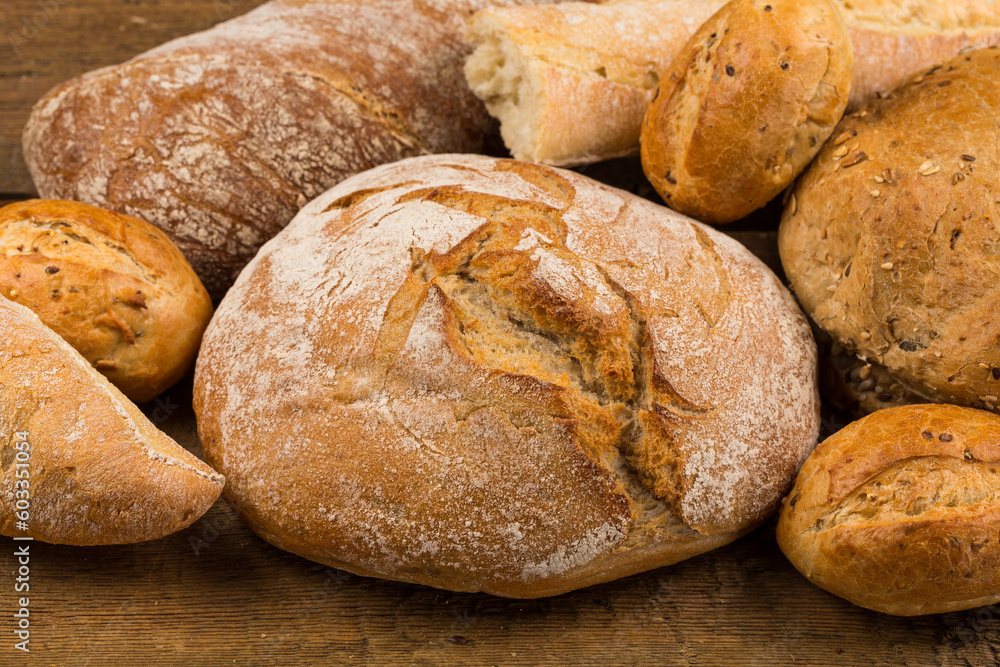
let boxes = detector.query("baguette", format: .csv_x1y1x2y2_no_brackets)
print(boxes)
465,0,725,166
194,154,820,597
0,296,223,545
22,0,579,300
467,0,1000,167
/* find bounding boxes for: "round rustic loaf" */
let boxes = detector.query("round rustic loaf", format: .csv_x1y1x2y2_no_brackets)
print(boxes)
194,154,820,597
0,200,213,403
640,0,853,224
779,47,1000,414
777,404,1000,616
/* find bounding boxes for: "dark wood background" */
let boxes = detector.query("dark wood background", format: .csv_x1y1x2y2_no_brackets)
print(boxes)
2,1,999,664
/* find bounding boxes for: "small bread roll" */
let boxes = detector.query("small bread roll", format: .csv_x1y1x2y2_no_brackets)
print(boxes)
779,48,1000,414
0,200,213,403
777,404,1000,616
0,296,224,545
641,0,853,224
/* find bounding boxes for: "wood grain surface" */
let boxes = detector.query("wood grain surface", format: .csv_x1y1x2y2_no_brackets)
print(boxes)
2,1,1000,665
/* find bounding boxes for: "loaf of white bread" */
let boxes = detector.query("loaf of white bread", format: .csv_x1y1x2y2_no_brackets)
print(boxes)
194,154,820,597
466,0,1000,166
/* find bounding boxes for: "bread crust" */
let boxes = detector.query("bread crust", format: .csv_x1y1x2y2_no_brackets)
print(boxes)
0,200,213,403
22,0,568,299
466,0,1000,167
465,0,725,167
194,154,819,597
777,404,1000,616
779,47,1000,413
0,297,224,545
840,0,1000,109
640,0,853,224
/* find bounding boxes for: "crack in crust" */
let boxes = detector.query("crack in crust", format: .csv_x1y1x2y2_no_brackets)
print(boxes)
195,154,820,595
810,456,1000,532
367,168,717,521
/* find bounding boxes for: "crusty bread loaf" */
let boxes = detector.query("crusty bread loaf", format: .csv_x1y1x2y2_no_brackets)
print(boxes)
0,296,224,545
779,47,1000,414
465,0,725,166
467,0,1000,167
0,200,213,403
640,0,852,224
845,0,1000,110
22,0,576,300
777,404,1000,616
193,154,820,597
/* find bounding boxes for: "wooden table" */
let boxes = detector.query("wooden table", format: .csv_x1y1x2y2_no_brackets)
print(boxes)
2,2,999,664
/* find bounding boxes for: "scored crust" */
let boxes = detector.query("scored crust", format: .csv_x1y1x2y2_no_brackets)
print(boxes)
0,297,224,545
777,404,1000,616
194,154,819,597
640,0,853,224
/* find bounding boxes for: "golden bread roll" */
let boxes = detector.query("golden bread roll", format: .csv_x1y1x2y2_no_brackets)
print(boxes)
641,0,853,224
466,0,1000,168
778,404,1000,616
0,296,224,545
779,47,1000,414
0,199,213,403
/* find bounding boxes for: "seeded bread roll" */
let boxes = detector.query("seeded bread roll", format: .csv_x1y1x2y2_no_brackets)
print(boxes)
779,47,1000,414
777,404,1000,616
467,0,1000,167
22,0,576,300
194,154,820,597
0,200,213,404
0,296,224,545
640,0,853,224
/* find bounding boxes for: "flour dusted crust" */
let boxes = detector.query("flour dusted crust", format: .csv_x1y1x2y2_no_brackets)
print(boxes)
194,154,819,597
22,0,569,299
777,404,1000,616
0,297,223,545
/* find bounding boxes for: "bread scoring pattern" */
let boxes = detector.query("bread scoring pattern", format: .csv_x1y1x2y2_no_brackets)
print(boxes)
194,154,819,596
